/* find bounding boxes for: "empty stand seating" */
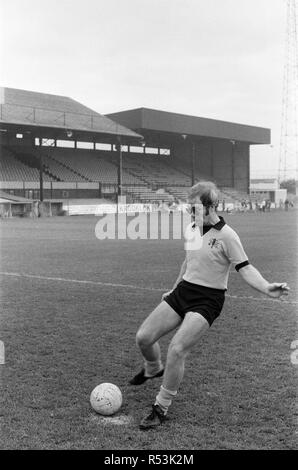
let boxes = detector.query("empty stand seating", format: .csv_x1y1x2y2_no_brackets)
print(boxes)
39,148,144,185
110,153,191,187
0,147,51,181
0,145,252,204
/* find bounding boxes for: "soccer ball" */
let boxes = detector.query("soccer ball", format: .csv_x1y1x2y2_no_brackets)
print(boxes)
90,383,122,416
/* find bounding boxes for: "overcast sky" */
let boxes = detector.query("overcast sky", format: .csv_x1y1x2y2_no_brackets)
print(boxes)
0,0,295,178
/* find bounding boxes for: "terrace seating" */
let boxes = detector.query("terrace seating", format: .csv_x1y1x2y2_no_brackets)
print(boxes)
42,148,143,184
52,149,117,182
40,152,87,182
1,145,252,206
119,154,191,187
0,147,52,181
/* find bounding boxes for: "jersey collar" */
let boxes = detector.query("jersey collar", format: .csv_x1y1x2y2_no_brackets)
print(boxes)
212,216,226,231
203,216,226,234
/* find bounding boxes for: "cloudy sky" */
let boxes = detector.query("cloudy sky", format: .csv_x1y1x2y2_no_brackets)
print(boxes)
0,0,294,178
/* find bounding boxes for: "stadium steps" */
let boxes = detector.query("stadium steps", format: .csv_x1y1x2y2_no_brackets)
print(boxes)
165,160,193,183
123,167,151,187
91,153,193,200
45,154,91,182
122,155,192,187
43,166,61,182
50,150,119,184
13,150,60,182
103,153,189,202
100,153,151,187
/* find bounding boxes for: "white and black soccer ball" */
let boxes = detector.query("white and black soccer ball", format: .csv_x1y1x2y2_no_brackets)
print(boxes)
90,383,122,416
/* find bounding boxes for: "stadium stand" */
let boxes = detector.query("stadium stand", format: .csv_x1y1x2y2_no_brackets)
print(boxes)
0,88,271,207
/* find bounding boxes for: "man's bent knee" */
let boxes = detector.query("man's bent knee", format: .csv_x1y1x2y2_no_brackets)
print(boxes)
136,328,154,349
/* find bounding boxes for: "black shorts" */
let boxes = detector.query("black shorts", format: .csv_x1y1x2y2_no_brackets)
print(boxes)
164,280,225,326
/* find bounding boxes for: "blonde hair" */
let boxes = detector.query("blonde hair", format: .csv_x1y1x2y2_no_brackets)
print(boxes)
188,181,219,207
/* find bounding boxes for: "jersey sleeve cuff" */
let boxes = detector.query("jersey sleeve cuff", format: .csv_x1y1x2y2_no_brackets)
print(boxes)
235,260,250,272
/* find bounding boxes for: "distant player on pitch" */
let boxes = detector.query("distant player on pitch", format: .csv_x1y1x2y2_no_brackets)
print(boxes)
129,181,290,430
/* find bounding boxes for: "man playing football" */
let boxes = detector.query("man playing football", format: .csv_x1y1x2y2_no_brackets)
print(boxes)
129,181,290,430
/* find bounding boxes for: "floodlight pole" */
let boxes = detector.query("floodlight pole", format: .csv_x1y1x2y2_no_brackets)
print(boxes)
117,137,122,199
231,140,236,188
39,138,44,202
191,141,196,186
181,133,195,185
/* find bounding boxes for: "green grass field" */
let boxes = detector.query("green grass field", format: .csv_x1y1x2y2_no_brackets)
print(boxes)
0,210,297,450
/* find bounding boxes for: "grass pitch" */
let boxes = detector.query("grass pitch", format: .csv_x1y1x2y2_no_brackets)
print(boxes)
0,210,297,450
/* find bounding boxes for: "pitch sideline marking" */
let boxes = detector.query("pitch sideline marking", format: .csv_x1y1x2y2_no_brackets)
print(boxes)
0,271,162,292
0,271,297,305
